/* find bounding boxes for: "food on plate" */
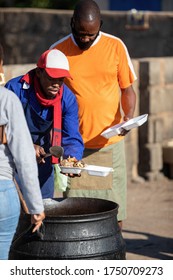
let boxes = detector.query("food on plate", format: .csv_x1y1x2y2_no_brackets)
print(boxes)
73,160,86,168
60,156,86,168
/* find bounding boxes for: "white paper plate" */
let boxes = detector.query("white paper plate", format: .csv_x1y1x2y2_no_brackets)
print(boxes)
101,114,148,139
59,165,114,177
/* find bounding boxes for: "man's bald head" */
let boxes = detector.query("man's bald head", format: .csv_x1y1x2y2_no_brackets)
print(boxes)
73,0,101,22
71,0,102,50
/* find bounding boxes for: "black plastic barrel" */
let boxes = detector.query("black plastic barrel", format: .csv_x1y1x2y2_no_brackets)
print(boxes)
9,197,126,260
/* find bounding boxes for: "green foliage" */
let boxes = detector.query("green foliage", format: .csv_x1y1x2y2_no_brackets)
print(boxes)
0,0,78,9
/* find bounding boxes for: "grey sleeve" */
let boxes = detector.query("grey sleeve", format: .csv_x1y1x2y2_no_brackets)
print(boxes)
5,89,44,214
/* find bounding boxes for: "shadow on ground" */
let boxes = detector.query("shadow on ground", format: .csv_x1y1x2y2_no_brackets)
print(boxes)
123,229,173,260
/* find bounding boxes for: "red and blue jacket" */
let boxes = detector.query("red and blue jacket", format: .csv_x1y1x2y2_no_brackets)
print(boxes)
5,73,84,198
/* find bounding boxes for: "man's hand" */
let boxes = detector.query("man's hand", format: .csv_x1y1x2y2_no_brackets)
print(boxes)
34,144,46,164
118,116,130,136
31,212,45,232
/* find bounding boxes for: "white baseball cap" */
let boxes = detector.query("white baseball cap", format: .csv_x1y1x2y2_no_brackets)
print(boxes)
37,49,72,79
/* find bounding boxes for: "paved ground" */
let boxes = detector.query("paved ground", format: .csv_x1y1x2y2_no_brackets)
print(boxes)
122,175,173,260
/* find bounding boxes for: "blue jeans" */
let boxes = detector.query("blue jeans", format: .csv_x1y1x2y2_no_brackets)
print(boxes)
0,180,20,260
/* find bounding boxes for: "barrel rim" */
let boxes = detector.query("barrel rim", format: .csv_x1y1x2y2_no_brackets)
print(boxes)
45,197,119,220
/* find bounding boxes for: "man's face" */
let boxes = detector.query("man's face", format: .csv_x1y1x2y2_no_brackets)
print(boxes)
71,18,101,51
36,68,64,99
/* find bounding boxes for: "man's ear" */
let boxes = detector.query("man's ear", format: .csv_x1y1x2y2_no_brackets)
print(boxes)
36,67,41,78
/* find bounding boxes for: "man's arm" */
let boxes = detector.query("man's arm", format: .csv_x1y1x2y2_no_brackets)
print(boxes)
121,85,136,121
119,85,136,136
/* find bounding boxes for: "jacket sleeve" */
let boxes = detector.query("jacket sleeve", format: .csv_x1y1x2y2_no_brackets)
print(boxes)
61,85,84,160
3,88,44,214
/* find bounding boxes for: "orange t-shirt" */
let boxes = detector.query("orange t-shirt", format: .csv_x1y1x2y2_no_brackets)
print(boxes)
50,32,137,149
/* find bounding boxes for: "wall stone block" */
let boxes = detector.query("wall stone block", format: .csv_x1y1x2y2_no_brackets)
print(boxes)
139,143,163,175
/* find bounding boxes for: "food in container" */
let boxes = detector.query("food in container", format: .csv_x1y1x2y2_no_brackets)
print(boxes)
60,157,114,177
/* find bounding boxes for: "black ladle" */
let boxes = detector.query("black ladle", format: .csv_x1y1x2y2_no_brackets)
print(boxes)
43,146,64,159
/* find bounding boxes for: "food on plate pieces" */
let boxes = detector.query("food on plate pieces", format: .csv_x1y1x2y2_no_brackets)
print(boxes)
60,156,86,168
73,160,86,168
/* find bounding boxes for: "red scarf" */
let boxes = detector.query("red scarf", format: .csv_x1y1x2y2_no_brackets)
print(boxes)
22,70,62,164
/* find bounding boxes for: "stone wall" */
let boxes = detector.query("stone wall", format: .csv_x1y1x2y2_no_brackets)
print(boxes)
138,57,173,180
1,8,173,64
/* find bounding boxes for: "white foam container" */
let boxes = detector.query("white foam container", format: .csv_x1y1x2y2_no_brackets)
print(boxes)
101,114,148,139
59,166,84,175
60,165,114,177
84,165,114,177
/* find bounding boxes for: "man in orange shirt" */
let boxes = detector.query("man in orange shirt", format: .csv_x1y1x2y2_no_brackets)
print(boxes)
50,0,137,228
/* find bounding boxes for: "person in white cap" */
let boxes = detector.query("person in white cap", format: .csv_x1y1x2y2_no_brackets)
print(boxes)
5,49,84,202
